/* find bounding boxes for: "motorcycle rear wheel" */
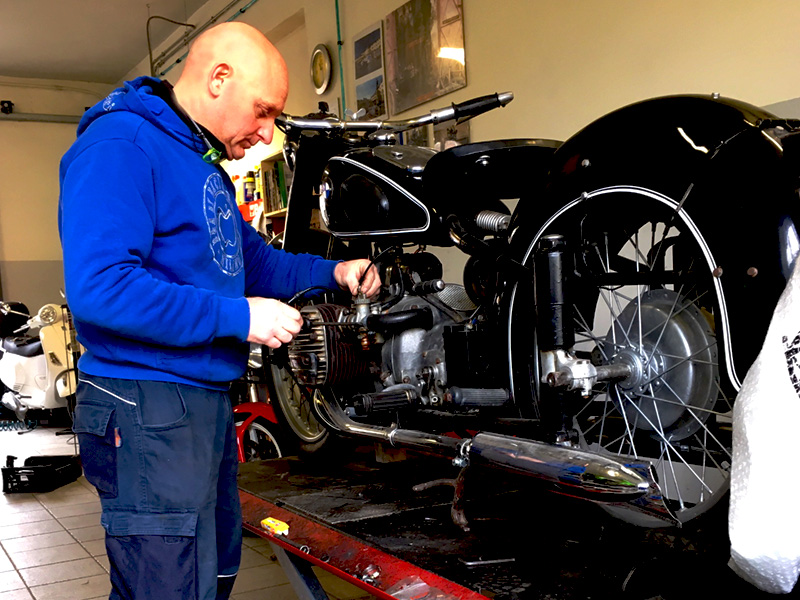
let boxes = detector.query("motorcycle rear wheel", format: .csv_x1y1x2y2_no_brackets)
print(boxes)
531,188,735,526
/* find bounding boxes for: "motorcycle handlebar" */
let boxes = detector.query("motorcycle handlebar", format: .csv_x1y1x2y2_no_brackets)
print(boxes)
275,91,514,136
450,92,514,121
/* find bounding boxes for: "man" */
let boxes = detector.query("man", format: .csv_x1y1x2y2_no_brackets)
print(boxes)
58,22,379,600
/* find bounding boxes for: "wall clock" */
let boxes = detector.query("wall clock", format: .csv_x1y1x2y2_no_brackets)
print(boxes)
310,44,333,95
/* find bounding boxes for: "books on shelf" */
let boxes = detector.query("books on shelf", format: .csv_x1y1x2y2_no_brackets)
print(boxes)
259,157,291,214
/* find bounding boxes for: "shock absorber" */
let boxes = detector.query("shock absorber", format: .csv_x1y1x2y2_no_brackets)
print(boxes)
535,235,632,399
534,234,573,352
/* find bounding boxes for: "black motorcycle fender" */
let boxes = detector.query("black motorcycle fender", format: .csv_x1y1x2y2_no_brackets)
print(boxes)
505,94,800,398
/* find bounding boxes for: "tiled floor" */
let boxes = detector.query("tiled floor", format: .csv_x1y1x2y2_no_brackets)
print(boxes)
0,424,373,600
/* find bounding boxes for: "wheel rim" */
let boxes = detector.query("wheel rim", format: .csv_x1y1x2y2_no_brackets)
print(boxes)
270,363,327,444
242,421,283,461
543,191,734,525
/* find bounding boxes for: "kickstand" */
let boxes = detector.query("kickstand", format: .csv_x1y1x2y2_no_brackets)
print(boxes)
412,466,471,532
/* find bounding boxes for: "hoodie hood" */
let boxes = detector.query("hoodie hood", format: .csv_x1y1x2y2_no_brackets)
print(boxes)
79,77,207,156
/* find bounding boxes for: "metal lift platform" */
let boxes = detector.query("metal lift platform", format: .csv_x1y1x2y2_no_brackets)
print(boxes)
237,454,774,600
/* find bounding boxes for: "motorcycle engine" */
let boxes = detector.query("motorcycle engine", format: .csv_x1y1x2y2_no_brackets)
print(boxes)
286,284,480,409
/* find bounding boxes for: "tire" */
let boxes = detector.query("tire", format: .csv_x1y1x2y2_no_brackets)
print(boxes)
236,417,285,462
523,188,735,526
266,358,334,456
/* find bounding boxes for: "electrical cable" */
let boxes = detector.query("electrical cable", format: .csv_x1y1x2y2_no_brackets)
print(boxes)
287,286,332,306
147,16,196,77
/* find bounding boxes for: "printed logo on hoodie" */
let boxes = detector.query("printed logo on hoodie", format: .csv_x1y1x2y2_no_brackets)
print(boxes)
102,91,124,112
203,173,243,276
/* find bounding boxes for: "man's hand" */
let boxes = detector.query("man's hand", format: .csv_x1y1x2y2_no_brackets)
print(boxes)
246,297,303,348
334,259,381,297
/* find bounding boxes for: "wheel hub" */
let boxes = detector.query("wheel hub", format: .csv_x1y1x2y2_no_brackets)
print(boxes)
612,346,666,394
603,289,718,441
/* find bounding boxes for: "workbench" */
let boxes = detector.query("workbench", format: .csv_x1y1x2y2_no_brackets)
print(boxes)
237,454,774,600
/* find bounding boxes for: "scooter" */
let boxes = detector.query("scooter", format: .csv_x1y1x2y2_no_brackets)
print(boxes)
0,302,80,423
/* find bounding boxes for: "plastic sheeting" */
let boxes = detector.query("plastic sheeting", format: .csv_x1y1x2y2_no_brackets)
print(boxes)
729,259,800,594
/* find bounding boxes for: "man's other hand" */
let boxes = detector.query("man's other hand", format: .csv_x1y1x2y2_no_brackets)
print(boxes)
334,259,381,297
246,297,303,348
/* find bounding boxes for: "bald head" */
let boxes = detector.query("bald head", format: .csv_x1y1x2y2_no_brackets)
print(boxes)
173,22,289,160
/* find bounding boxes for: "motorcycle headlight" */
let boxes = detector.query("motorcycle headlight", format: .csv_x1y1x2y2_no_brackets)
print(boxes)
38,305,58,324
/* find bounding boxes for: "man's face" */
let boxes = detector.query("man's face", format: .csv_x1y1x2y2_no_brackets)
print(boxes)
218,70,287,161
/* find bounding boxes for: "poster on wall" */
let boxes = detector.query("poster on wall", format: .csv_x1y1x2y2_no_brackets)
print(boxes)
384,0,466,115
353,22,388,119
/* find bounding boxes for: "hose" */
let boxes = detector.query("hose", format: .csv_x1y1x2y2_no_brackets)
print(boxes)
0,420,36,432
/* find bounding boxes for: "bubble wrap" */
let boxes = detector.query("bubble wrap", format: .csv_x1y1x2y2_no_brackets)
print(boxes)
729,259,800,594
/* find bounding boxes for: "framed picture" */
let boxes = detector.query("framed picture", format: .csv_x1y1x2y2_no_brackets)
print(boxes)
433,119,470,151
353,22,388,119
384,0,466,115
402,124,431,147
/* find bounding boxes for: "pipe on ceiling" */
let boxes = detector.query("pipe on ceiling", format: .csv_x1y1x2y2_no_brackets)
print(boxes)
154,0,261,77
0,112,80,124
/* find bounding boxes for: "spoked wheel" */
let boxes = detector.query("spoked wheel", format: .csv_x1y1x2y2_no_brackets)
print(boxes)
267,358,332,455
238,418,284,461
539,189,735,526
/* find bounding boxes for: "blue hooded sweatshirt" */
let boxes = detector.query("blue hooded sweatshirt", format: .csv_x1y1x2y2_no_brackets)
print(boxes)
59,77,339,389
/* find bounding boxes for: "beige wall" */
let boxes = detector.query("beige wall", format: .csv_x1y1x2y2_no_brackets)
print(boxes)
0,78,107,309
5,0,800,306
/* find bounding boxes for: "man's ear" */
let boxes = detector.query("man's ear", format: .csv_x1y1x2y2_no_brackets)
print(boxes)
208,63,233,98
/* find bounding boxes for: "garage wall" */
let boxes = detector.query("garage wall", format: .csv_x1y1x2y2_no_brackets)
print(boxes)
5,0,800,307
0,78,107,310
134,0,800,141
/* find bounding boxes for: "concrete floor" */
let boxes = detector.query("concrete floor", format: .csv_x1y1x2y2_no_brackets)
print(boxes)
0,422,374,600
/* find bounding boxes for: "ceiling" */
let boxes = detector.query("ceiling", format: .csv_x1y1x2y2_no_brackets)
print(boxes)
0,0,218,84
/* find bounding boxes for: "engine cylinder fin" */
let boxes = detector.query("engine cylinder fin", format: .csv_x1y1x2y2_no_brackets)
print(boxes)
288,304,371,386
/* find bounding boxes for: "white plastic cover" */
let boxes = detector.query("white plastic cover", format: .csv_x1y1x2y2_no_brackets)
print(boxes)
729,258,800,594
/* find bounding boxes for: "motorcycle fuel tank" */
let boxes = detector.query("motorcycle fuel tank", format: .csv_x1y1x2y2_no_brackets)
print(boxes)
320,145,437,239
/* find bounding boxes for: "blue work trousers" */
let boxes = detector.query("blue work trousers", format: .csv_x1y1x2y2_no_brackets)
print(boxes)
72,374,242,600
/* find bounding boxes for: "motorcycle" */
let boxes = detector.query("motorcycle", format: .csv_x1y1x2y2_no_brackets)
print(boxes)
0,301,81,423
263,91,800,528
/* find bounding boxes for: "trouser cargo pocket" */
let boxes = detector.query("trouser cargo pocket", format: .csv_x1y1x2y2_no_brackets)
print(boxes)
104,510,199,599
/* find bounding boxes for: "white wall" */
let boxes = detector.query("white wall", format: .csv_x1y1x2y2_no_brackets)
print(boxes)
7,0,800,305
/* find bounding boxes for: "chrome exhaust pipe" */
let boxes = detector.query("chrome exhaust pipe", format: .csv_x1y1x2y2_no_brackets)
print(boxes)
313,392,677,525
468,432,677,525
313,391,463,455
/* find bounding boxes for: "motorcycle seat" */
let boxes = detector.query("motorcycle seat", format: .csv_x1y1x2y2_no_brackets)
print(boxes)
1,336,43,358
423,139,562,202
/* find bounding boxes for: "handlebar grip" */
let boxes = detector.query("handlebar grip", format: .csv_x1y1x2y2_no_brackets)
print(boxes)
451,92,513,120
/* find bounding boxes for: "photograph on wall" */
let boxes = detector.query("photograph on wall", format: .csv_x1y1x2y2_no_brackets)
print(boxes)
354,22,388,119
355,75,387,119
384,0,466,115
433,119,469,151
402,124,431,147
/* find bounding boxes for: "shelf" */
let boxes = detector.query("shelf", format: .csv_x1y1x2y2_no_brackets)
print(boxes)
265,208,287,218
